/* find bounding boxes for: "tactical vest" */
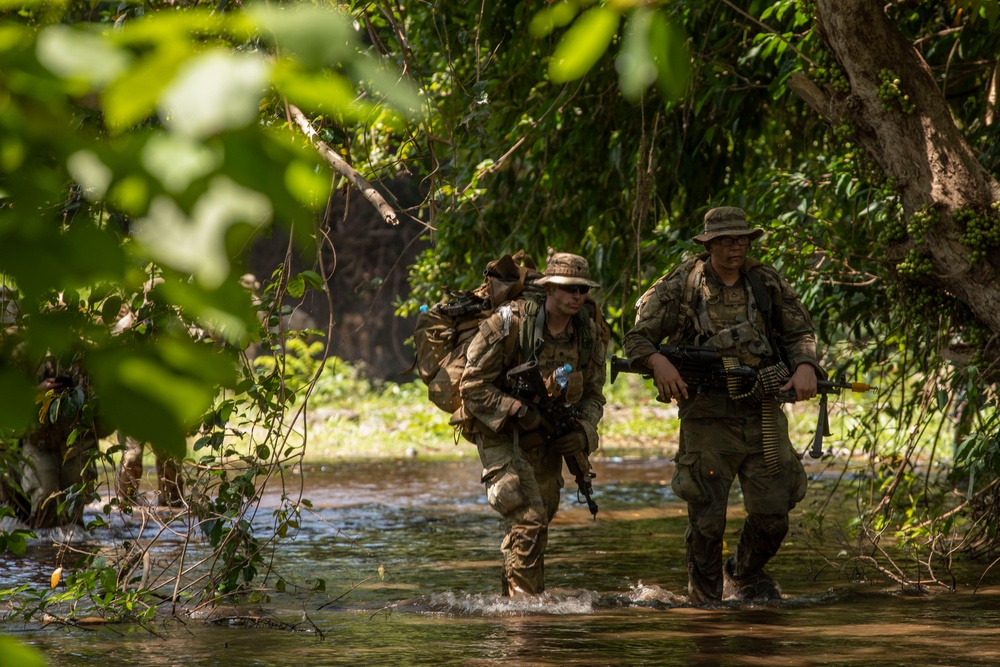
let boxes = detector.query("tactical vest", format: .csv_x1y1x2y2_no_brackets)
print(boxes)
680,257,779,367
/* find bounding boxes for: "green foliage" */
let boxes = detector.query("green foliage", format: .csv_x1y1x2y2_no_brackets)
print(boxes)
0,0,416,620
0,634,46,667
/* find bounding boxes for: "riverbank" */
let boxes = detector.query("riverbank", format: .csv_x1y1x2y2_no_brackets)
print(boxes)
300,374,835,463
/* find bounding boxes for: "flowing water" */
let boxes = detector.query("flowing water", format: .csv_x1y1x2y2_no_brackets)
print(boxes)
3,456,1000,666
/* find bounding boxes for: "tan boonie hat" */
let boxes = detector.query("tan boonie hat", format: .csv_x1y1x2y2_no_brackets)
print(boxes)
692,206,764,244
535,252,601,290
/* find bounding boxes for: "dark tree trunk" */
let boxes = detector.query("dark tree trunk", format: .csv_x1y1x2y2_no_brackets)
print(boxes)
249,177,427,380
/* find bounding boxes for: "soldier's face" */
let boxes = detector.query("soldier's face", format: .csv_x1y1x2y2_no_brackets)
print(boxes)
547,284,586,317
708,235,750,272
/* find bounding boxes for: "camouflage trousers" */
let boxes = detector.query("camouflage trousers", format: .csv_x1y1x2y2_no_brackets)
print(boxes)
9,427,97,529
116,433,184,507
476,429,563,595
671,407,807,604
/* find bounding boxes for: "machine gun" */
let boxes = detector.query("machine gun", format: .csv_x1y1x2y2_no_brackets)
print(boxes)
506,359,599,518
610,344,876,458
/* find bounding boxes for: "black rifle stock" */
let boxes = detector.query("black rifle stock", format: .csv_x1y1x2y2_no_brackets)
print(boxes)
610,344,876,459
506,360,599,518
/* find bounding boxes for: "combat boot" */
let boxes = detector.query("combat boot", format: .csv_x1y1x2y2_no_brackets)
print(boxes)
723,557,781,602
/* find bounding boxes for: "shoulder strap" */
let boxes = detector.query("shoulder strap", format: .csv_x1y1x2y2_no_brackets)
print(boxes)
518,297,542,362
745,266,773,338
679,256,708,339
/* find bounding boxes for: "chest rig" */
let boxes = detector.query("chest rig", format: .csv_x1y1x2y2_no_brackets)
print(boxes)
682,259,775,367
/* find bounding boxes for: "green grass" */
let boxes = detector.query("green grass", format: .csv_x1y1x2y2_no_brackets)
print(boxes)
293,364,837,463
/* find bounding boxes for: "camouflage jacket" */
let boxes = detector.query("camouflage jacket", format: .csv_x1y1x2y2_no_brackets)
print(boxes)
460,297,606,451
622,253,821,418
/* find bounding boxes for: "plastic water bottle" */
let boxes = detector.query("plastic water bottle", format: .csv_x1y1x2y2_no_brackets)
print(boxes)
554,364,572,391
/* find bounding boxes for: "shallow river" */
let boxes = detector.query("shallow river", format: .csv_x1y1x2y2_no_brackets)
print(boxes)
3,457,1000,666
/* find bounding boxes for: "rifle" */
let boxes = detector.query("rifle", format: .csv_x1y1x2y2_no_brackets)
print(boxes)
506,359,599,518
436,290,490,318
610,344,876,458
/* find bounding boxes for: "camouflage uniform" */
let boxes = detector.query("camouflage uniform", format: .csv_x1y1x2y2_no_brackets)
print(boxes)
623,231,821,603
461,257,606,596
116,433,184,507
2,363,106,529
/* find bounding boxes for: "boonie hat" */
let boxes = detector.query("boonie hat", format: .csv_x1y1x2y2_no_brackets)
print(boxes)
692,207,764,244
536,252,601,290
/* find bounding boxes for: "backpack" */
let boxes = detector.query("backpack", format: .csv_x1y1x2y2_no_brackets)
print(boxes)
412,251,541,414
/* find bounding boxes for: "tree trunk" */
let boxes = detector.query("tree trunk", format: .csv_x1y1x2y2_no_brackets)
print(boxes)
789,0,1000,367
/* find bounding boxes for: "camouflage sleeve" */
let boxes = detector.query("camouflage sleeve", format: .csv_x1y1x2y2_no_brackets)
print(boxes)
460,312,518,434
766,267,823,374
622,268,685,365
576,319,607,452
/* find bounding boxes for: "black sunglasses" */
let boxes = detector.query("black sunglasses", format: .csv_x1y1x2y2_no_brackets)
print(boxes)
557,285,590,295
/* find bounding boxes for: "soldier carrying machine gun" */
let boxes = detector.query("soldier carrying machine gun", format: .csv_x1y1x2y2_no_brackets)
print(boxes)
610,343,876,458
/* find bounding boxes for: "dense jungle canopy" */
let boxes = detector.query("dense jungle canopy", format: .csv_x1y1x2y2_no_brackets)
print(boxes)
1,0,1000,610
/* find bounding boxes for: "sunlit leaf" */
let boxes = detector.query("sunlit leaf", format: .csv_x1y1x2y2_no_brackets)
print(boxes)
50,566,62,589
549,7,620,83
616,8,658,101
159,276,257,346
133,177,272,290
529,0,581,38
66,150,112,201
88,348,214,459
273,65,359,118
159,50,270,139
351,57,424,120
36,25,131,88
246,4,357,69
109,175,149,216
141,134,222,194
285,160,329,210
103,42,191,132
286,274,305,299
649,13,691,101
0,635,46,667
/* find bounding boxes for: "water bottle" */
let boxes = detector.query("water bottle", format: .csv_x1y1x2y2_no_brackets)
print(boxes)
554,364,572,391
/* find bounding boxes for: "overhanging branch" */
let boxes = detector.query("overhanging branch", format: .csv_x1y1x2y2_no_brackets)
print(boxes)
288,104,399,227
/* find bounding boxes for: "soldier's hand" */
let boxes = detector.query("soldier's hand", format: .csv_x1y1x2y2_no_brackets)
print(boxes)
648,353,688,401
780,363,817,402
554,431,586,456
564,371,584,404
516,404,542,431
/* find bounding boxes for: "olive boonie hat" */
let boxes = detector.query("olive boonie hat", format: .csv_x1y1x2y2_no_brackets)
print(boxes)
692,206,764,244
535,252,601,290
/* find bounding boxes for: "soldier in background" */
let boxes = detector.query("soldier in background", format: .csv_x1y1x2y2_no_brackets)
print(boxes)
623,207,823,605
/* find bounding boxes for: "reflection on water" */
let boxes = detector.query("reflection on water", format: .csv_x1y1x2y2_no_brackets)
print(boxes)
4,457,1000,666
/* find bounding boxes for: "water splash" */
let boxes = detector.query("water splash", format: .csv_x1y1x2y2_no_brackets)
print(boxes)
394,589,602,616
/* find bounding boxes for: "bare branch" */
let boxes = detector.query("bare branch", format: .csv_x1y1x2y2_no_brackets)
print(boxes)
287,104,399,227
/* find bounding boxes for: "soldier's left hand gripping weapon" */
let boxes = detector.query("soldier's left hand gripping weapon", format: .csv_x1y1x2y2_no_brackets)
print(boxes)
610,344,877,459
506,359,598,518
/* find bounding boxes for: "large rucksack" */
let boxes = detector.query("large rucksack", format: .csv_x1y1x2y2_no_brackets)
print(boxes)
411,251,542,415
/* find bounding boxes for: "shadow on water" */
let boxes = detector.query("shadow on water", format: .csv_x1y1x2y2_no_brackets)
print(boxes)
4,457,1000,666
